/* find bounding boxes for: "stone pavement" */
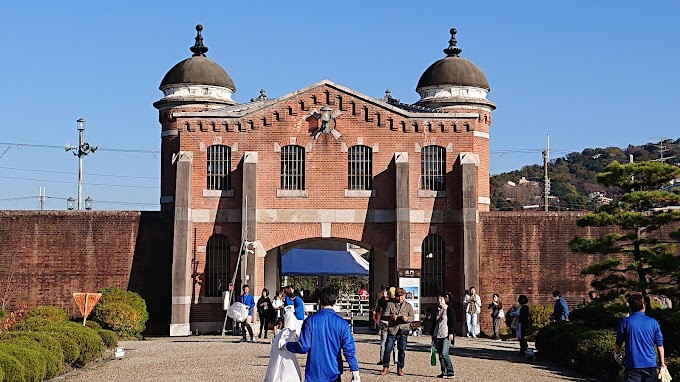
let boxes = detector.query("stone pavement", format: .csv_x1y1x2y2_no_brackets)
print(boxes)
61,333,596,381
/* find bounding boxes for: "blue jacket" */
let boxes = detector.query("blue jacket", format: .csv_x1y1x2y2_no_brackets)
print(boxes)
287,308,359,382
239,293,255,316
285,295,305,320
553,297,569,321
616,312,663,369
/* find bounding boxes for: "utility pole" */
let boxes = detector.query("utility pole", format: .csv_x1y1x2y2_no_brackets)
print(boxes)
65,118,97,210
653,139,675,163
542,134,550,212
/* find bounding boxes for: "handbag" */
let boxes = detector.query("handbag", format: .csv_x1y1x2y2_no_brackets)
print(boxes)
497,309,505,319
430,345,437,366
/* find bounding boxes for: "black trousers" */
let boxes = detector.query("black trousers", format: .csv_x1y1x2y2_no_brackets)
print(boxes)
624,367,658,382
258,316,269,337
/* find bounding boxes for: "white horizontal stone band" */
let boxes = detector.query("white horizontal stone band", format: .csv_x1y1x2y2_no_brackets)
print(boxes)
473,131,490,139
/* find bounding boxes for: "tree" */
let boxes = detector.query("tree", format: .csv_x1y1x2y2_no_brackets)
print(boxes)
570,161,680,300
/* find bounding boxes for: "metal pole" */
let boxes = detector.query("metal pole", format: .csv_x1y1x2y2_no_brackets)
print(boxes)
78,128,84,210
543,134,550,212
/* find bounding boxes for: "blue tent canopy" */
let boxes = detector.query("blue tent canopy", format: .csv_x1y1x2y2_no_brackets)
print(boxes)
281,248,369,277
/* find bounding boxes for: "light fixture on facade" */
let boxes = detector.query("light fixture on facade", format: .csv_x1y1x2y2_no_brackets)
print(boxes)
320,106,332,133
85,196,93,210
67,197,75,211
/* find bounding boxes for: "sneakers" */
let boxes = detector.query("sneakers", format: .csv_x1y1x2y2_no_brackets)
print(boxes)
472,334,477,338
466,334,471,338
250,338,255,343
240,338,247,342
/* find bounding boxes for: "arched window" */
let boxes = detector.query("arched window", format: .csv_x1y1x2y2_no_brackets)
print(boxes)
348,145,372,190
421,234,445,298
281,145,305,190
421,145,446,191
205,234,230,297
206,145,232,190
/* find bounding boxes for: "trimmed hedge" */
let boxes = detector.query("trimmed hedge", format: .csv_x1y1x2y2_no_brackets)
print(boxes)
2,337,61,380
536,322,620,381
0,364,3,381
0,342,47,382
25,305,68,322
42,321,105,364
91,287,148,338
52,332,80,365
14,318,105,365
0,350,24,382
98,329,119,348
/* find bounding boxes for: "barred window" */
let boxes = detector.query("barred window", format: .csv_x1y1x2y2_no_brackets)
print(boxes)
281,145,305,190
206,145,232,190
205,234,230,297
421,145,446,191
421,234,445,298
348,145,373,190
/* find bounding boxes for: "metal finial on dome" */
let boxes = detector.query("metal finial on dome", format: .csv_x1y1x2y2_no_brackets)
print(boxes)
443,28,462,57
190,24,209,57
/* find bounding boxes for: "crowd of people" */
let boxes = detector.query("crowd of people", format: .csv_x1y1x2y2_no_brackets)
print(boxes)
234,283,668,382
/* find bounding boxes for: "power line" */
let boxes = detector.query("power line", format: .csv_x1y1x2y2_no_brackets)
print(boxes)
0,195,157,207
0,141,159,155
0,166,159,180
0,175,157,189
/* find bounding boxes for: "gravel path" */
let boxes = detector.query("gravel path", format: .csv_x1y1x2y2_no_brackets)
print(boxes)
61,333,596,382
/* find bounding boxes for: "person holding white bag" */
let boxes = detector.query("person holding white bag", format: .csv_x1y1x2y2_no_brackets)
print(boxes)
488,293,504,341
264,306,303,382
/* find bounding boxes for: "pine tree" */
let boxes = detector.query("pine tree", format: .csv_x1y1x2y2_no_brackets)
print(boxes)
570,161,680,299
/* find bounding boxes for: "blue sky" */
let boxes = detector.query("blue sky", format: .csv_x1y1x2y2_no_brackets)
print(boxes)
1,1,678,210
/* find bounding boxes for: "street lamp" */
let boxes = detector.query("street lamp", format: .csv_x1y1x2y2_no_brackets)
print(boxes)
85,196,93,210
65,118,97,210
67,197,75,211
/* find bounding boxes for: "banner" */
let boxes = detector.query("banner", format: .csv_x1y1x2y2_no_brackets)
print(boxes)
398,272,420,321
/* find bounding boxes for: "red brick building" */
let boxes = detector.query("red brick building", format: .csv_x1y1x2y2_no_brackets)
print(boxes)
154,25,496,335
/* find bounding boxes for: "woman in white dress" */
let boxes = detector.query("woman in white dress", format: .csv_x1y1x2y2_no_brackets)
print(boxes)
264,306,302,382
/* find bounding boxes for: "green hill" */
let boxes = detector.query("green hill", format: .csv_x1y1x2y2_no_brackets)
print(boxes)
490,138,680,211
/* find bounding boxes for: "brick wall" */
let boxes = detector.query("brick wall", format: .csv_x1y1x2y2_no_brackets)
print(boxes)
0,211,173,334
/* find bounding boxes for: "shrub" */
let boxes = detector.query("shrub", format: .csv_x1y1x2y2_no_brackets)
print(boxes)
0,310,4,320
0,342,47,382
91,287,148,338
25,305,68,322
13,316,52,332
536,322,621,381
98,329,119,348
0,350,25,382
52,332,80,365
0,364,3,381
44,322,105,365
3,337,61,380
85,320,102,330
667,357,680,378
648,309,680,357
527,303,553,336
569,295,629,328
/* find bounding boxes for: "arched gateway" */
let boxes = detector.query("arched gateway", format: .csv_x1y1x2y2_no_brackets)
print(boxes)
155,26,494,336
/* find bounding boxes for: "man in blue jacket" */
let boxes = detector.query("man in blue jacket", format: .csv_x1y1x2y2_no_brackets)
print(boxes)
284,284,306,322
286,287,361,382
239,284,255,342
615,294,666,381
551,290,569,321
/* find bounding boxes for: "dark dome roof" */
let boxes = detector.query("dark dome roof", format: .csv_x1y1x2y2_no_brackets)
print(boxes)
160,56,236,91
416,56,489,91
416,28,490,91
